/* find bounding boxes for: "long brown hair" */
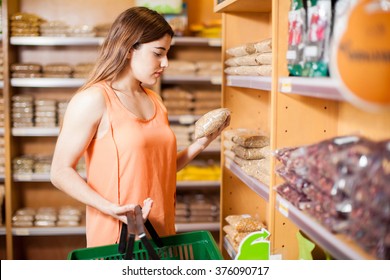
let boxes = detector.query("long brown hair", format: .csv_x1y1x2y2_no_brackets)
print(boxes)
79,6,174,91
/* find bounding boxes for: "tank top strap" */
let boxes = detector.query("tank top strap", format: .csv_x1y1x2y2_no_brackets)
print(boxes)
143,87,168,115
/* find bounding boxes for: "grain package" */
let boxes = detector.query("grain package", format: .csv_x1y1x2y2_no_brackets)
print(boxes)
225,52,272,67
224,65,272,76
194,108,230,139
227,128,269,148
223,224,251,244
226,42,257,57
232,145,270,160
225,214,264,232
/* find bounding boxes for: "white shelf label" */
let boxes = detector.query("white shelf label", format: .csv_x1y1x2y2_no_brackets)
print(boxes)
278,198,289,217
281,79,292,93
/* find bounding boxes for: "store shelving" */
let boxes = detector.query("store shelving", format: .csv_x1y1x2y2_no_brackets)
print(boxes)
226,76,272,91
216,0,390,260
12,226,86,236
225,159,269,202
2,0,224,259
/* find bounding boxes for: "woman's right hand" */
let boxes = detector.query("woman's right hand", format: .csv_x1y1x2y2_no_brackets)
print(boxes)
112,197,153,224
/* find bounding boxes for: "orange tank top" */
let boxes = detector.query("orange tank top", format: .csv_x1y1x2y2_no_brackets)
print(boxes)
84,81,177,247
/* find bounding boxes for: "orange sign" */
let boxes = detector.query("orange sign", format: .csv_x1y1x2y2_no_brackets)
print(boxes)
331,0,390,111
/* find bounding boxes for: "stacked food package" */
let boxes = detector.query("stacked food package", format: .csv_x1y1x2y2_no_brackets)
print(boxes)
11,63,42,78
34,98,57,128
223,214,267,252
12,95,34,128
10,13,44,37
162,86,221,116
42,63,72,78
176,160,220,181
176,193,219,223
224,38,272,76
274,135,390,259
12,206,83,227
40,20,69,37
223,128,271,185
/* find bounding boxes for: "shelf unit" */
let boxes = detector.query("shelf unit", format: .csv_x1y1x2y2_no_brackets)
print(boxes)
215,0,390,260
1,0,223,259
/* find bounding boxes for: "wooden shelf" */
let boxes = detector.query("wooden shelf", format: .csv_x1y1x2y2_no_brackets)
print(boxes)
279,77,345,101
162,75,222,85
172,37,222,47
225,158,269,202
11,78,85,88
13,173,86,182
11,222,219,236
214,0,272,13
176,180,220,190
10,36,104,46
12,226,86,236
12,127,60,137
175,222,220,232
226,75,272,91
11,36,221,47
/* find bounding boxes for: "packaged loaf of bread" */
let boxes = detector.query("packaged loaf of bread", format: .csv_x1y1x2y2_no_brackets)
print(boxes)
225,214,265,232
194,108,230,139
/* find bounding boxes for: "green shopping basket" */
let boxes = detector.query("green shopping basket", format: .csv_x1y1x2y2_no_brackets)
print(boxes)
68,230,222,260
68,206,223,260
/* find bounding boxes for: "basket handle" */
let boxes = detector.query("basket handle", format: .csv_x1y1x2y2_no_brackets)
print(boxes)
118,205,163,260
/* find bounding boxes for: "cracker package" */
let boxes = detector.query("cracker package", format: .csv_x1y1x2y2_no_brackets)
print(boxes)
194,108,230,139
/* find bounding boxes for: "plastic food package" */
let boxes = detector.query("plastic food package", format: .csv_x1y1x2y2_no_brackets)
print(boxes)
223,225,251,244
224,128,269,148
224,65,272,76
225,214,264,232
232,145,270,160
225,52,272,67
286,0,306,76
194,108,230,139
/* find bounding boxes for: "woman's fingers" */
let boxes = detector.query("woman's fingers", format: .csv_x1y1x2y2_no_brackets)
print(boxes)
142,198,153,221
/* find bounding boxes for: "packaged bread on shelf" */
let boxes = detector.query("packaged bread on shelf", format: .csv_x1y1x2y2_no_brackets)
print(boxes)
194,108,230,139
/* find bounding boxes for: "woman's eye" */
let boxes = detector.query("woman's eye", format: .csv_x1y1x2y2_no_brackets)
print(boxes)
154,52,162,57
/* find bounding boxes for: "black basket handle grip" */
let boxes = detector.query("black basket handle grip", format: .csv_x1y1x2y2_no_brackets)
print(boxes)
118,205,163,260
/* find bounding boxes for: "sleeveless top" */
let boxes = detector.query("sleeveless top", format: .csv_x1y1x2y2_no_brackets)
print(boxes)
84,81,177,247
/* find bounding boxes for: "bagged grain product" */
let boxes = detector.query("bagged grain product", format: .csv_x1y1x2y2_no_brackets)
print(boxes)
225,214,265,232
194,108,230,139
254,38,272,53
225,52,272,67
224,65,272,76
226,43,256,57
233,145,271,160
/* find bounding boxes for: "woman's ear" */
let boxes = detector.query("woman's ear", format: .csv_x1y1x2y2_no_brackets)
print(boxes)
126,49,133,59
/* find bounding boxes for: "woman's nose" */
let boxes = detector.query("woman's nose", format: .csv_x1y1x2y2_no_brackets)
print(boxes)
161,56,169,68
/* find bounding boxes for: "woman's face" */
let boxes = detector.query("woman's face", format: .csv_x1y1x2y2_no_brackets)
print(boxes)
129,33,172,85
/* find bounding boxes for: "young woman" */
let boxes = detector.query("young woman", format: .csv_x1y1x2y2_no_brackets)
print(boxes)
50,6,229,247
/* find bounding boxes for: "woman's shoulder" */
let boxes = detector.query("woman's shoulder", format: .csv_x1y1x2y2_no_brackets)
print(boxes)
67,84,108,117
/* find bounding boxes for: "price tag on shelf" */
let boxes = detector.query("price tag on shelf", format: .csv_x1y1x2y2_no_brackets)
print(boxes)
178,115,195,124
208,38,222,47
211,76,222,85
14,228,30,236
280,78,292,93
278,197,289,218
